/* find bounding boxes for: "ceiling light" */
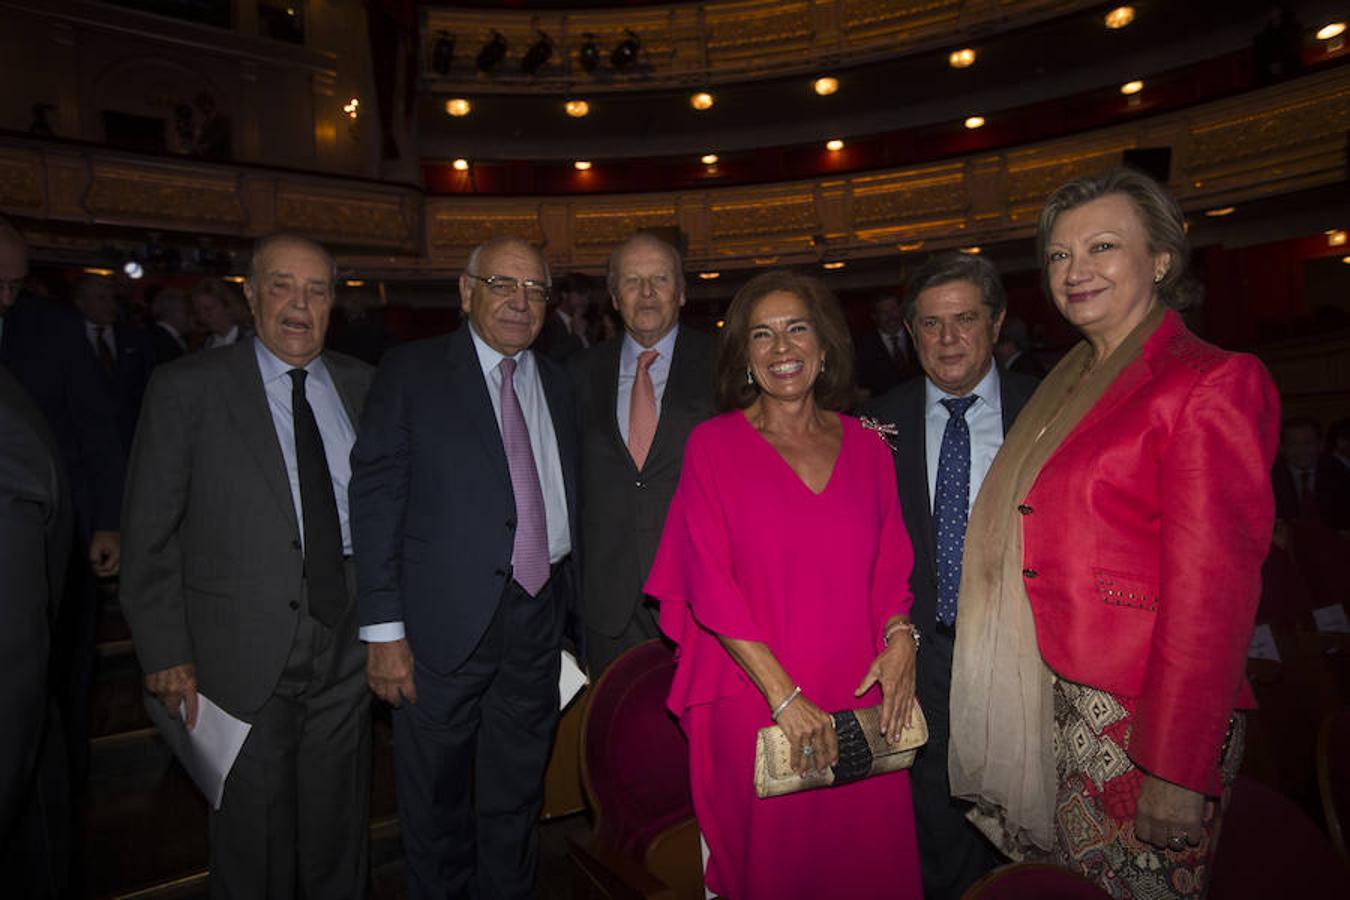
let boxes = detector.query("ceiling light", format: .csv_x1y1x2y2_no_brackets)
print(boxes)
574,160,592,171
83,267,114,276
701,153,719,165
1316,22,1346,40
948,48,976,68
476,31,507,73
345,280,365,287
960,246,982,255
1204,206,1235,217
445,98,471,117
716,319,726,328
699,271,720,280
690,91,714,111
826,139,844,151
814,76,839,96
964,115,985,129
122,260,144,279
1342,256,1350,265
753,256,779,265
342,98,359,120
612,30,641,71
897,241,925,252
1327,229,1347,246
565,99,590,118
452,158,470,171
822,261,845,270
223,275,245,284
1104,6,1135,29
521,32,553,76
1120,80,1143,95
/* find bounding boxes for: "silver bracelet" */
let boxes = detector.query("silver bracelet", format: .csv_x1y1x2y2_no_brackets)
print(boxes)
884,621,921,651
770,685,802,721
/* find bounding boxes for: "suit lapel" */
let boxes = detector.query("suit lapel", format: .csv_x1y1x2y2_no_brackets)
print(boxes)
899,381,936,568
445,328,512,490
324,352,362,425
646,328,698,470
222,341,299,534
595,338,633,472
539,353,579,525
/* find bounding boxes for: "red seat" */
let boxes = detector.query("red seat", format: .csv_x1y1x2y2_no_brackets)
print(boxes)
568,640,702,900
962,863,1110,898
1317,707,1350,863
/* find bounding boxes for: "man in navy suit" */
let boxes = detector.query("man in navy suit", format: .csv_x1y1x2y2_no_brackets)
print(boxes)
351,236,580,900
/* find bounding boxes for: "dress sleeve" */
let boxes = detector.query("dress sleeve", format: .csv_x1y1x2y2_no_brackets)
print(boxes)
1132,355,1280,793
866,431,915,652
645,421,764,714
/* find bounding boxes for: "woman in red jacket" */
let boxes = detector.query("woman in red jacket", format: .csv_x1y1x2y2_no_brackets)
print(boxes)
947,168,1280,899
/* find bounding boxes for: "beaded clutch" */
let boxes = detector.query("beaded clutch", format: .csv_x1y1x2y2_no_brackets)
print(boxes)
753,703,927,799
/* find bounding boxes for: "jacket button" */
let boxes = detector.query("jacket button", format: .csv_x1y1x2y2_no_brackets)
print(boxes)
505,518,516,530
634,479,644,488
1022,568,1039,579
288,600,300,610
1017,504,1033,515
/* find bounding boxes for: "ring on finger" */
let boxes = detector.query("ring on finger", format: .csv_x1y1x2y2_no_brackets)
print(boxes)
1167,836,1186,850
801,745,815,757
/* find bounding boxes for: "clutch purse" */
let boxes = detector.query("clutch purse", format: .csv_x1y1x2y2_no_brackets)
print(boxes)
754,703,927,799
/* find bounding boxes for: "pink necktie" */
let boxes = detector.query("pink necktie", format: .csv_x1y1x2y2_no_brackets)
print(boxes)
628,350,659,471
498,358,549,596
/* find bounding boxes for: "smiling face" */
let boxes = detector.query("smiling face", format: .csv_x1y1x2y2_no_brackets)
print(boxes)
244,238,334,368
1044,192,1168,350
746,290,824,405
906,279,1003,397
611,236,685,348
460,239,548,357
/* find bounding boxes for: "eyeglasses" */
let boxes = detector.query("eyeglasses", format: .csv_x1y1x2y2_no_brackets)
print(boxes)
465,272,550,305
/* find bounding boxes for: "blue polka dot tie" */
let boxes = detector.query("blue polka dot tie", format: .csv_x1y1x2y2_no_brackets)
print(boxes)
934,395,978,627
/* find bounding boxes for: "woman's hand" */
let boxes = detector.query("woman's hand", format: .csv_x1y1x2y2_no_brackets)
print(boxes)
855,628,917,744
773,691,838,775
1134,773,1205,851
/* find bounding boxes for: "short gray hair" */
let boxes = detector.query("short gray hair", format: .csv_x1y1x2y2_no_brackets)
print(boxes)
1036,167,1197,309
246,233,337,291
902,252,1006,326
464,236,551,285
606,232,685,298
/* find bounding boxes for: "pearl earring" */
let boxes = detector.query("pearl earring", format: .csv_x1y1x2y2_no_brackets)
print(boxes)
746,367,754,386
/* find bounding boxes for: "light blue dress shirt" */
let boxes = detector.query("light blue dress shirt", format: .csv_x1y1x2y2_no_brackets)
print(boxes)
924,363,1003,514
360,326,571,644
615,324,679,444
252,338,356,554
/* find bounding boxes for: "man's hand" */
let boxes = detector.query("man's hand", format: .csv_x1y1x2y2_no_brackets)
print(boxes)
1134,773,1206,851
367,639,417,706
89,529,121,577
145,663,199,729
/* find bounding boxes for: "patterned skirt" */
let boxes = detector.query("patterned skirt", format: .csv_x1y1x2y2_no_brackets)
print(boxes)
1050,679,1244,899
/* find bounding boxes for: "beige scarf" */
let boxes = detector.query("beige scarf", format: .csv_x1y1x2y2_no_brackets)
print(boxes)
948,305,1165,856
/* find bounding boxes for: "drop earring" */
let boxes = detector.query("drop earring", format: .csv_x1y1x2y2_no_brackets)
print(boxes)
746,366,754,386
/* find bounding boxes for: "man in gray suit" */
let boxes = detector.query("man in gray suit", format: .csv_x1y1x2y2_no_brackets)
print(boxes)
864,252,1039,900
120,234,373,899
569,232,716,675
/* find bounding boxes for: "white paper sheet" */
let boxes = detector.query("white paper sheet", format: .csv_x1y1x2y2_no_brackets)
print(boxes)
1247,623,1281,662
560,649,588,711
144,691,252,810
1312,604,1350,634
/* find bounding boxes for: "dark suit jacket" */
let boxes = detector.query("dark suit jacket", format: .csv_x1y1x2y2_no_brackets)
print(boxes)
119,340,373,717
350,326,581,675
1006,350,1048,379
149,321,186,366
568,327,716,637
853,329,917,398
1,296,124,534
0,369,70,838
84,320,155,453
536,310,586,363
864,367,1039,640
1272,454,1350,530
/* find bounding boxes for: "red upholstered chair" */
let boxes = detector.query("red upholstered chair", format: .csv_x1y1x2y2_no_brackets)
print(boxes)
1317,707,1350,862
1210,775,1350,896
568,640,703,900
962,863,1110,898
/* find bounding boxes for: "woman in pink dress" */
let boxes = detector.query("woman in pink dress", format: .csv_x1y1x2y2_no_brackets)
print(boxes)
645,270,923,899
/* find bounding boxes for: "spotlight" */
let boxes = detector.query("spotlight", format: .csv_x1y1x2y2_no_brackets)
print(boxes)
122,260,144,280
452,158,470,171
578,33,600,73
948,48,976,68
813,77,839,96
476,31,507,73
826,139,844,151
1104,6,1135,29
701,153,719,165
690,91,714,111
521,32,553,76
432,30,455,76
574,160,592,171
612,30,640,71
960,246,982,255
964,115,985,129
1120,80,1143,95
822,261,845,270
699,272,720,280
1317,22,1346,41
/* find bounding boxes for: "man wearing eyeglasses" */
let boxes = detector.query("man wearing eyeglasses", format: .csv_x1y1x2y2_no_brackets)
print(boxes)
350,236,580,900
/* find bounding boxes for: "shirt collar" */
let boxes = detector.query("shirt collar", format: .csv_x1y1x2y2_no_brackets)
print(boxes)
253,336,332,389
468,323,534,382
621,323,679,370
924,360,1001,415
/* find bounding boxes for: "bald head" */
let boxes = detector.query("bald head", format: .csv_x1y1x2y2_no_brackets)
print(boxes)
460,236,551,356
0,217,28,315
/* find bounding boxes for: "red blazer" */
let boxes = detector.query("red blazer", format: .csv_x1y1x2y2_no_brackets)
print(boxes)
1021,311,1279,795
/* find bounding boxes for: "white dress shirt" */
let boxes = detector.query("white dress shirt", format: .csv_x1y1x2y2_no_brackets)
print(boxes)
924,363,1003,514
85,319,117,360
156,319,187,351
253,338,357,555
205,324,241,349
615,324,679,444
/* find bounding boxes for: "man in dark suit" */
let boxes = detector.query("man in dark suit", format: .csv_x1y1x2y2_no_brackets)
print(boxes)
72,274,155,453
0,367,72,899
865,252,1038,900
120,234,373,898
535,271,593,362
569,232,715,675
148,287,192,365
994,315,1047,378
351,236,580,900
853,291,917,398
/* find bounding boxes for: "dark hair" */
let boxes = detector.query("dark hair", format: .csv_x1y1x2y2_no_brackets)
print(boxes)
1037,167,1198,309
901,252,1006,327
714,269,857,413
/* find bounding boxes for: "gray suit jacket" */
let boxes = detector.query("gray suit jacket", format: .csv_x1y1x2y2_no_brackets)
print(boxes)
120,340,373,717
569,327,717,637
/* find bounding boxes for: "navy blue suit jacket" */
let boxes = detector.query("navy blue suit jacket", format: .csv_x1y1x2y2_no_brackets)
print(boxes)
350,326,581,675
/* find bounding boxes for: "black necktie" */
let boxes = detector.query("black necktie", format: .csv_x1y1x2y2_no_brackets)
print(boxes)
289,368,345,627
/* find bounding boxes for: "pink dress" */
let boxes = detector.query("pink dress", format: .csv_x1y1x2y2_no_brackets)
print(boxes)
644,411,922,900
